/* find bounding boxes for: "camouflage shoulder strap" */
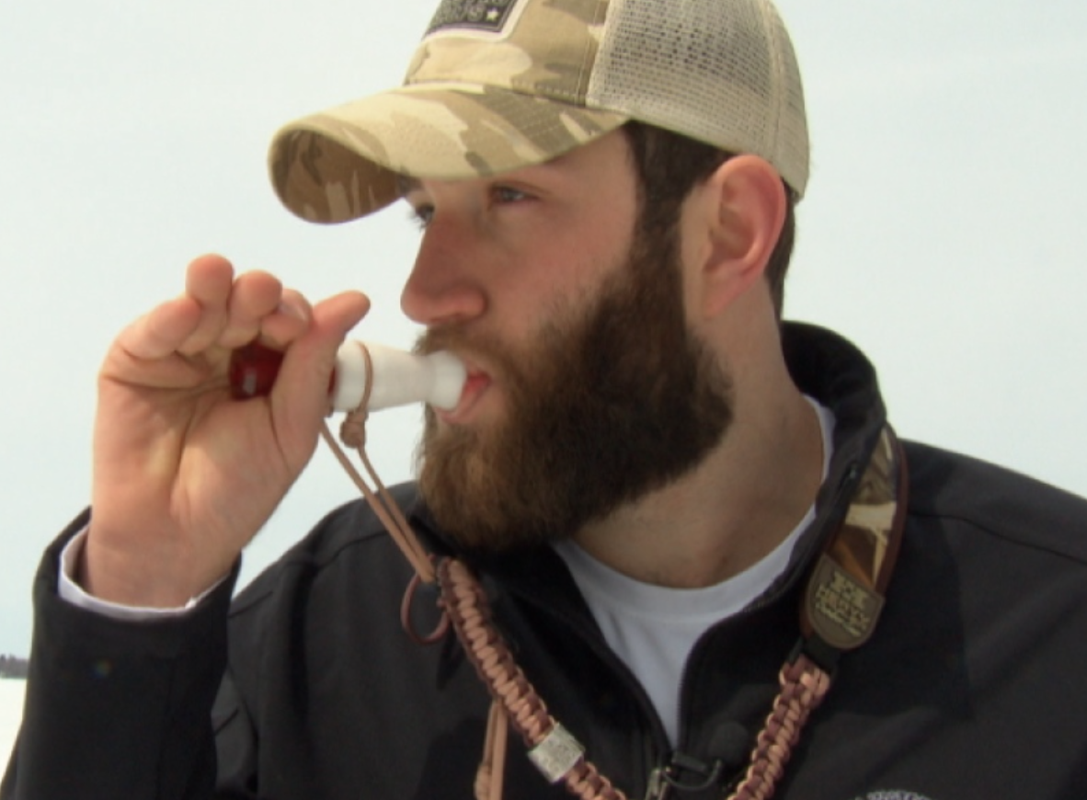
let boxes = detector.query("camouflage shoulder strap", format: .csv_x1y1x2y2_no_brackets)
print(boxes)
802,423,909,665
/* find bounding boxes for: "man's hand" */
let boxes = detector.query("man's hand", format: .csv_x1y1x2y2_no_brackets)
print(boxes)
83,254,370,607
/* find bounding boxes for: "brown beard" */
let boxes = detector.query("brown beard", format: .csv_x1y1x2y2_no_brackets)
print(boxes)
414,219,733,552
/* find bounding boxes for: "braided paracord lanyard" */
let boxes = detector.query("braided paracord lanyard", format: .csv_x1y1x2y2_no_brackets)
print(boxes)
323,345,907,800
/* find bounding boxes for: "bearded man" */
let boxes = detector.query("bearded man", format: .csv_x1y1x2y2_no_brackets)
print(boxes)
6,1,1087,799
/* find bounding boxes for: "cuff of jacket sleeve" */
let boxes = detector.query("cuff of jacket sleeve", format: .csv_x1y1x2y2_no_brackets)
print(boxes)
36,509,240,659
58,525,229,622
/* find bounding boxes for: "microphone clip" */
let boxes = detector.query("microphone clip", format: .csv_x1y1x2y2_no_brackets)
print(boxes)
643,751,723,800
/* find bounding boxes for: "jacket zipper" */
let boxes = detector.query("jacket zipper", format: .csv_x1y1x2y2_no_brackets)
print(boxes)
670,459,862,777
507,580,673,796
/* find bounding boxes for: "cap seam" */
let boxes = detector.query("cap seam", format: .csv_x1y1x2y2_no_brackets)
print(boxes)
570,0,608,103
760,0,784,169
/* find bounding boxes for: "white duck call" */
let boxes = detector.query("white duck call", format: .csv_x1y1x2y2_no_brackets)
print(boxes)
229,340,466,412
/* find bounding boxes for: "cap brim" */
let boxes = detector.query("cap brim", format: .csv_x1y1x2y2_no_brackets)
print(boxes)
268,82,629,224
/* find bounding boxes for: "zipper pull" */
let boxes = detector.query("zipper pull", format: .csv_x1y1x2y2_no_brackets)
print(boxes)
643,767,671,800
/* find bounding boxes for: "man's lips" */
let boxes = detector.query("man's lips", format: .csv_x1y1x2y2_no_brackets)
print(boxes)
436,369,492,423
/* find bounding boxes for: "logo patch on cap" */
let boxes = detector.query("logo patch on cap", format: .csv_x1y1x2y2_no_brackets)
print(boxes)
427,0,519,35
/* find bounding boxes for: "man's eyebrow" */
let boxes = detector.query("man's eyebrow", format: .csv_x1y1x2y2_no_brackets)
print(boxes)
396,175,422,196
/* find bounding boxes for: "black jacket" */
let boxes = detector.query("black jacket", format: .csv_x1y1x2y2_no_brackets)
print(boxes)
5,324,1087,800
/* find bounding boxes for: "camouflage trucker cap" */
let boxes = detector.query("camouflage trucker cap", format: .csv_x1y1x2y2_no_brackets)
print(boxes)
269,0,809,224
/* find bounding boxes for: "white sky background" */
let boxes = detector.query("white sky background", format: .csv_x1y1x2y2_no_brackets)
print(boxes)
0,0,1085,655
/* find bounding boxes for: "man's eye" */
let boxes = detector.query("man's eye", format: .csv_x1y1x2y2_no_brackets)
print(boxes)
492,186,530,204
408,204,434,229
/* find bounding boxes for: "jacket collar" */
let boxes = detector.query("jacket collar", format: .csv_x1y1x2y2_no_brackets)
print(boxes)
775,322,889,594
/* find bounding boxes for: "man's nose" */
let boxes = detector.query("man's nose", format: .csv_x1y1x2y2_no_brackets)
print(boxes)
400,216,487,327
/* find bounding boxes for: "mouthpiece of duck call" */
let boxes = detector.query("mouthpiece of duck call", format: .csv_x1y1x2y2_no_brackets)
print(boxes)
228,340,466,412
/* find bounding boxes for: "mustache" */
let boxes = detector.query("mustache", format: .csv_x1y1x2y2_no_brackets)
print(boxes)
413,326,523,378
412,326,465,357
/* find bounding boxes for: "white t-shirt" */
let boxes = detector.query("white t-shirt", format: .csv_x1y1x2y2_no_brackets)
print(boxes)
553,399,834,746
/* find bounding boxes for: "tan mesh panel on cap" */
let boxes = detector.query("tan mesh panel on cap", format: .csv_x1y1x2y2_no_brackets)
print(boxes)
586,0,808,196
268,0,808,224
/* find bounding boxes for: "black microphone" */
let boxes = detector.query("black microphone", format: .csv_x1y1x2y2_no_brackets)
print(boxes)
707,721,751,774
650,722,751,797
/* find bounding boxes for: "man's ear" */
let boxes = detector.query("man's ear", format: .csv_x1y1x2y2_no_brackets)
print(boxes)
690,155,786,319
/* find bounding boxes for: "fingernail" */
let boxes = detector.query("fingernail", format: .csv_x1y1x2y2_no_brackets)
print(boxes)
278,296,310,322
